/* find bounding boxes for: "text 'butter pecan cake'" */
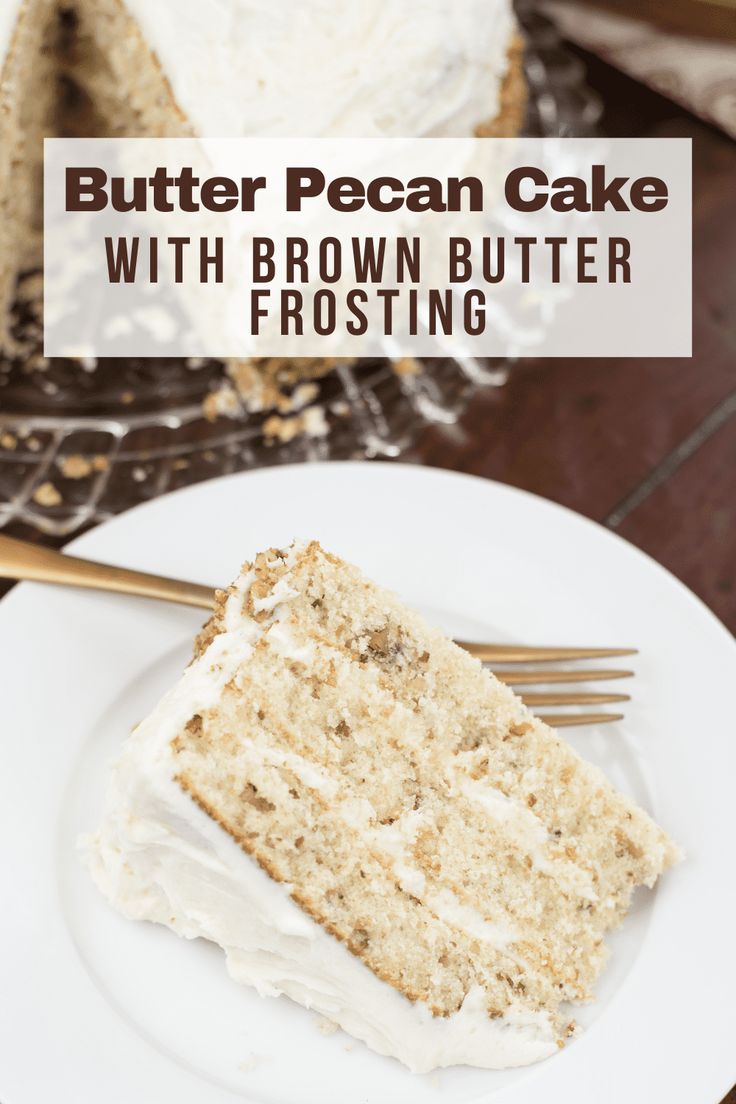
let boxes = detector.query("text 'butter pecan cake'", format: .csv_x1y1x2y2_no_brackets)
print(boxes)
84,541,678,1071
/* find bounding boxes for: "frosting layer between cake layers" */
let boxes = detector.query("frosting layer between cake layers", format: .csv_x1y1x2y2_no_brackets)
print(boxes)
121,0,517,137
82,569,559,1073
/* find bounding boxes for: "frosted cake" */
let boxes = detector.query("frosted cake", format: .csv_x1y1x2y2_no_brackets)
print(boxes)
85,541,679,1071
1,0,525,406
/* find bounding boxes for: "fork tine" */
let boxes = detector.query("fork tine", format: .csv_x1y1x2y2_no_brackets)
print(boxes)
521,692,630,706
499,668,634,685
459,643,637,662
538,712,624,727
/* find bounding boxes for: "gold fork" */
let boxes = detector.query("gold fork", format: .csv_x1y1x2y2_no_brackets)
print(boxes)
0,534,635,728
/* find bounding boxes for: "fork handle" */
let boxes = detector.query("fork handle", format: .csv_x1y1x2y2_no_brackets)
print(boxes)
0,534,216,610
0,535,634,670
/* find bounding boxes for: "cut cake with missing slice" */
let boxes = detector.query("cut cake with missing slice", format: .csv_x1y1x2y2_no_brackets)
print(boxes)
85,541,679,1072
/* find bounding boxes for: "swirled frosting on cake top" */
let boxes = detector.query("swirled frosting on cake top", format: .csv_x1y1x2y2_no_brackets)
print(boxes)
123,0,517,137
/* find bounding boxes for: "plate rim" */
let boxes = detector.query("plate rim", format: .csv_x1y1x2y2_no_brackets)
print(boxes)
37,460,736,657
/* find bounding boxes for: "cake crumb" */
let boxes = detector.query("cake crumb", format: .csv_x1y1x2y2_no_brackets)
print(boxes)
301,405,328,438
277,380,319,414
263,405,328,444
227,356,343,415
263,414,297,444
391,356,421,377
33,481,62,507
202,385,241,422
238,1054,260,1072
58,454,93,479
316,1017,339,1036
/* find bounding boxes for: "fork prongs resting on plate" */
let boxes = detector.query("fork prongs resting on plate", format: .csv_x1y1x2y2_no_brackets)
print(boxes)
455,640,637,727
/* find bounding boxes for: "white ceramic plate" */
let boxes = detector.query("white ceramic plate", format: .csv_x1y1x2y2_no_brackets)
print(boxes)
1,462,734,1104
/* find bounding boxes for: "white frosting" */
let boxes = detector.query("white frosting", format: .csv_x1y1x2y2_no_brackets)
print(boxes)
3,1,516,137
0,0,23,73
82,552,558,1072
121,0,516,137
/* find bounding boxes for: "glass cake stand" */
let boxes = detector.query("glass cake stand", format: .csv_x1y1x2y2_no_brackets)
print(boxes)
0,5,601,539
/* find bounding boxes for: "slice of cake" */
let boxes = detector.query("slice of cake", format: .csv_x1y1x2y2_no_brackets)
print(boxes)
85,541,679,1072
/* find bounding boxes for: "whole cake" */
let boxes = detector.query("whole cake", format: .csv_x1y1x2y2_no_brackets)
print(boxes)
85,541,679,1072
0,0,525,406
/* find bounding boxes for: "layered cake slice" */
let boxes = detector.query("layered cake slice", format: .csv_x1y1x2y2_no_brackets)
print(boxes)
85,541,679,1071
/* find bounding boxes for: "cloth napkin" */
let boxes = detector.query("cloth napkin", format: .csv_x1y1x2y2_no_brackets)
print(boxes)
541,1,736,138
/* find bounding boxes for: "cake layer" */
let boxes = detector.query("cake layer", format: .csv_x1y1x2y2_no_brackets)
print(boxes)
86,541,679,1071
86,710,558,1071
